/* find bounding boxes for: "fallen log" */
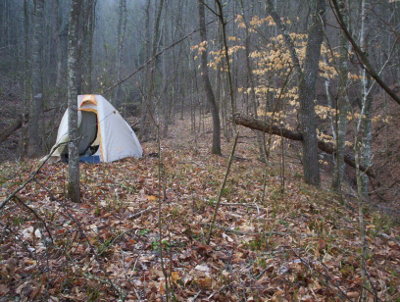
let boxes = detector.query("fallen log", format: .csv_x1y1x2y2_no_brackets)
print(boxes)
1,106,65,146
0,114,28,145
233,114,375,178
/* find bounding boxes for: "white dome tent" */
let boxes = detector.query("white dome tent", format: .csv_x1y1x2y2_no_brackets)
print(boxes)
48,94,142,163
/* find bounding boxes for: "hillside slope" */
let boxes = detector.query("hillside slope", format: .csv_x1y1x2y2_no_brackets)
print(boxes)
0,120,399,302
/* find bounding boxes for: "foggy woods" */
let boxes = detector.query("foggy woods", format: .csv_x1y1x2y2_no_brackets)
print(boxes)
1,0,400,301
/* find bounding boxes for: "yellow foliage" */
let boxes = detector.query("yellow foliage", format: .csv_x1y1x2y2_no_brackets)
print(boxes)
235,14,247,28
191,41,208,54
315,105,335,120
317,129,335,144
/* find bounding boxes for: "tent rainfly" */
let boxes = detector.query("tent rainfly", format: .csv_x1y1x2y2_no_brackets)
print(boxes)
49,94,142,163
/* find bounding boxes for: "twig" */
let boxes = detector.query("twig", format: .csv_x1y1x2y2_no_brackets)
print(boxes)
103,19,217,94
189,290,202,302
219,202,266,209
103,5,255,94
30,179,128,301
156,123,170,302
84,272,127,298
207,132,239,244
14,195,54,244
127,206,155,219
61,204,127,300
217,226,287,237
215,0,236,115
329,0,400,106
288,247,353,302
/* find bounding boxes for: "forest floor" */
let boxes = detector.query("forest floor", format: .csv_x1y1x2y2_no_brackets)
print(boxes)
0,118,400,302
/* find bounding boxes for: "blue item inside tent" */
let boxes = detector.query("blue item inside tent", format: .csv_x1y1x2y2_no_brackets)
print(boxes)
79,155,100,163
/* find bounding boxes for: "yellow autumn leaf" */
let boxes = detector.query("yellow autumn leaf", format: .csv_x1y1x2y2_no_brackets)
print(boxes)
146,195,158,201
171,271,181,284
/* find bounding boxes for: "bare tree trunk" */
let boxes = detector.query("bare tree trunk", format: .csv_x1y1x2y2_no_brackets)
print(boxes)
115,0,127,107
298,0,325,186
197,0,221,155
23,0,30,97
355,5,371,299
215,0,236,115
359,0,373,201
67,0,83,203
83,0,96,92
265,0,325,186
55,0,69,92
140,0,164,140
55,0,63,91
28,0,44,157
331,0,400,106
332,0,349,192
239,0,267,162
21,0,31,157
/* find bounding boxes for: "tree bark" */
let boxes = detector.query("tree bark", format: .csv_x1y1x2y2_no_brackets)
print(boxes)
357,0,373,201
332,0,349,192
265,0,325,186
82,0,96,92
197,0,222,155
140,0,165,140
115,0,127,107
67,0,83,203
298,0,325,186
215,0,236,115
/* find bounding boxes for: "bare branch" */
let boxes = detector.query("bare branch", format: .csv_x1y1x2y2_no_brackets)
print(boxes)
329,0,400,106
0,141,71,213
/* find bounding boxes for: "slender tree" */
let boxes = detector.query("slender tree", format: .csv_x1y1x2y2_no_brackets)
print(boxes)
81,0,96,92
115,0,127,107
27,0,44,157
67,0,83,203
197,0,222,155
239,0,267,162
357,0,372,201
140,0,165,140
332,0,349,192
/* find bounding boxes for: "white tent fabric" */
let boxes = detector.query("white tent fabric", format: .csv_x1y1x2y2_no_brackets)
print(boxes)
49,95,142,162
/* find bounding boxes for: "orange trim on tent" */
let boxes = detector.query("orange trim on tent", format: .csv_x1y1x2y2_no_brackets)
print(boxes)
81,94,97,105
79,108,97,114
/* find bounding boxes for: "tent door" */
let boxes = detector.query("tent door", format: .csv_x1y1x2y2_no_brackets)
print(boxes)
78,111,98,156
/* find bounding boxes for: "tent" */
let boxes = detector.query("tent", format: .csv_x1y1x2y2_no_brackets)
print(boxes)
49,94,142,163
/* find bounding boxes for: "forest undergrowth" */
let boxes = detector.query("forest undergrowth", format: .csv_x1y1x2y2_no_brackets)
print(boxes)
0,118,399,302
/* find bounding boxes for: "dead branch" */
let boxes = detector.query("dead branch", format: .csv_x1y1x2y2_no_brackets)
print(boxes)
329,0,400,106
14,195,54,244
0,141,71,213
0,106,64,145
127,206,155,220
33,177,128,301
0,114,28,144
